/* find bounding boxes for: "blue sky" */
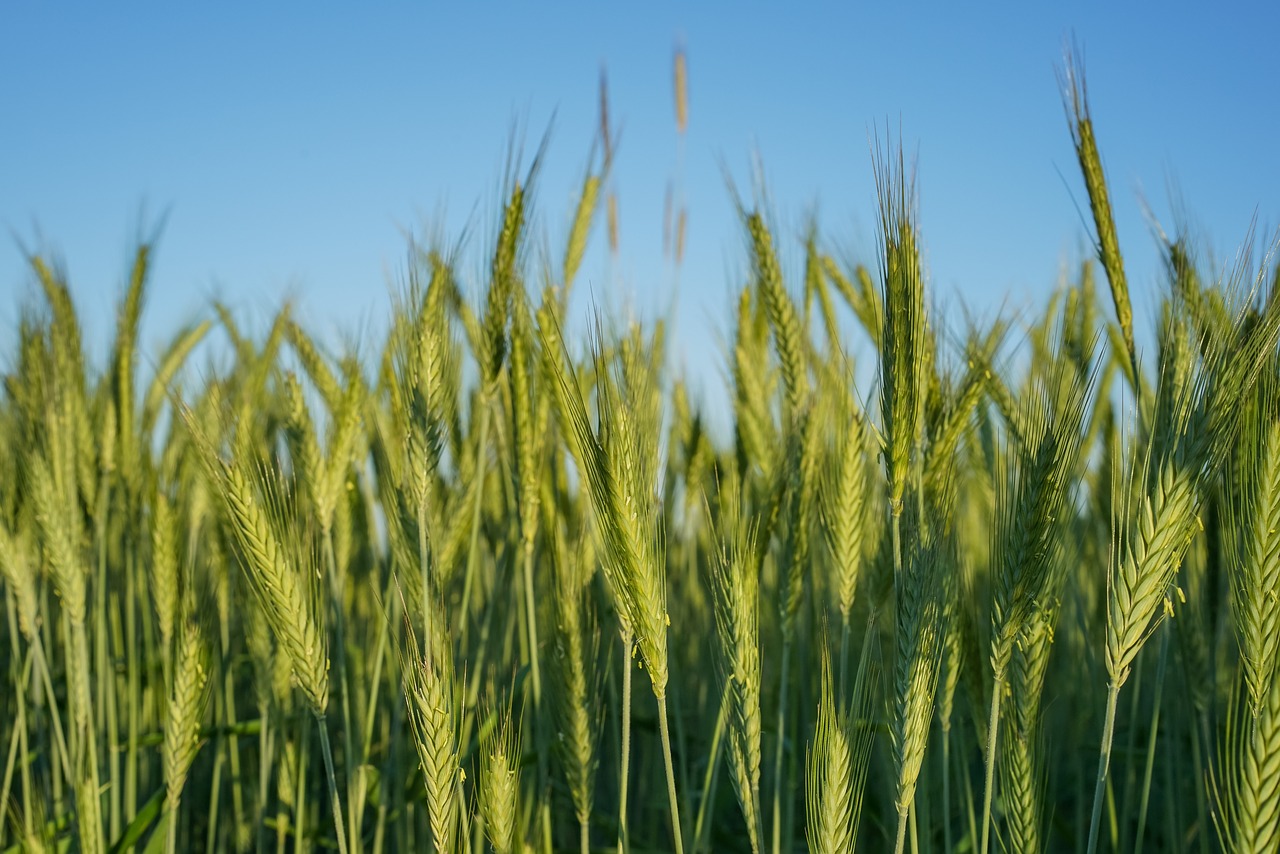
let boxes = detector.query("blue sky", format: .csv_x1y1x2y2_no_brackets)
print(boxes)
2,4,1277,418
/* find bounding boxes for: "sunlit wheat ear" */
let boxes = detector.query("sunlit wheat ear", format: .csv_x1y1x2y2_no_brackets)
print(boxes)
1226,374,1280,725
480,179,526,393
480,703,523,854
163,618,209,816
180,405,330,715
149,489,180,650
510,290,541,547
1060,50,1136,383
1220,670,1280,852
541,317,668,695
1107,270,1280,691
285,318,343,412
709,480,762,853
1088,248,1280,853
746,210,808,417
564,170,601,294
732,286,777,484
892,523,949,846
315,373,365,537
806,648,853,854
997,607,1058,854
30,447,85,627
807,612,878,854
988,358,1090,676
822,401,870,626
874,138,928,517
402,612,461,854
0,519,39,644
979,352,1091,853
110,241,148,499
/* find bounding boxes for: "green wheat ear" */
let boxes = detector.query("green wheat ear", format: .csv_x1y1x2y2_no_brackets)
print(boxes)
163,617,209,840
480,701,523,854
401,610,462,854
1226,370,1280,725
807,648,854,854
1060,50,1137,385
874,137,929,518
710,473,762,853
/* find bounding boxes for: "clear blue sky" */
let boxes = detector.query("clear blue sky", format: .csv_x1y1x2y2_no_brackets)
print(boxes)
3,3,1277,418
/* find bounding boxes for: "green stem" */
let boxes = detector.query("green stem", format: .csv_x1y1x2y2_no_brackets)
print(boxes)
316,715,350,854
693,685,729,854
894,806,910,854
889,508,909,854
206,700,224,853
617,629,633,854
979,672,1005,854
838,616,851,706
94,479,119,845
166,801,180,854
657,697,686,854
257,702,272,854
1086,681,1121,854
125,543,140,826
771,638,792,854
942,725,953,854
295,716,310,854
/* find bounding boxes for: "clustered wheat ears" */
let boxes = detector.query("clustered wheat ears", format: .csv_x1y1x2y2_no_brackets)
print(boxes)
4,56,1280,854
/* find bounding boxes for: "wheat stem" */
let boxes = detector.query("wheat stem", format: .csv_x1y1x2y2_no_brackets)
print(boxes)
658,696,686,854
316,716,350,854
771,639,791,854
1087,681,1121,854
980,675,1004,854
617,628,633,854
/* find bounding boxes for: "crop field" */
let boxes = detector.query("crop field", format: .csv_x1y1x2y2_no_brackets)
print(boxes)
2,60,1280,854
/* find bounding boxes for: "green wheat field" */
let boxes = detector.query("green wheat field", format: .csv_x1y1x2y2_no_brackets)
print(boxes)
3,57,1279,854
